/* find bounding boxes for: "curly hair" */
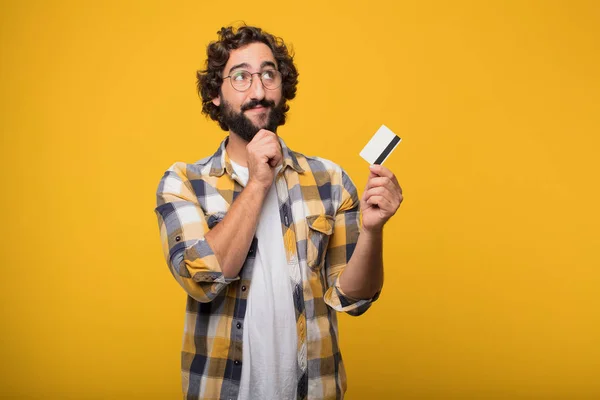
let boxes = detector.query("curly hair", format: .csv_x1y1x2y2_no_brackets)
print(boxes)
196,25,299,131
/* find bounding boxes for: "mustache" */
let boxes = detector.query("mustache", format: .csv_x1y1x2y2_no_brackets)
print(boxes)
241,99,276,112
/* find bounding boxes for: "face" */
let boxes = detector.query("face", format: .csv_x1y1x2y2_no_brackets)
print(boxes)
212,42,284,142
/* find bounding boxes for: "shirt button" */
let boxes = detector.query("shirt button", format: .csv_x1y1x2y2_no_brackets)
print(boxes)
234,360,241,366
241,285,247,292
236,322,242,329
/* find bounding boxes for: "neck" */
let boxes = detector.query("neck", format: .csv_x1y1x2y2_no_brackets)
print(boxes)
225,132,250,167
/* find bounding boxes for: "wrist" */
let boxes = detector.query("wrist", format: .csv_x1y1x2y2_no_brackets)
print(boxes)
361,225,384,238
246,179,270,196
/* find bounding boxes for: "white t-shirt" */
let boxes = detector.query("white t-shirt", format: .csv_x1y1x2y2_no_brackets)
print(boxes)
231,160,298,400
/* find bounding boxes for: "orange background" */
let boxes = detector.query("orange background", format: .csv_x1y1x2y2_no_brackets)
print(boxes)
1,1,599,398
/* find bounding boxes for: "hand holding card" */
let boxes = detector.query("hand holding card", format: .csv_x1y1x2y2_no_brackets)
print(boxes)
359,125,403,231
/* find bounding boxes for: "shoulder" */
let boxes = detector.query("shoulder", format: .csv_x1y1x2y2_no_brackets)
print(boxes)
292,150,358,208
295,150,344,177
159,158,208,180
156,153,218,195
296,151,355,186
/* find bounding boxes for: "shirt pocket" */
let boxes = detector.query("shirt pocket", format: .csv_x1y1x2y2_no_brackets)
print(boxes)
306,214,335,270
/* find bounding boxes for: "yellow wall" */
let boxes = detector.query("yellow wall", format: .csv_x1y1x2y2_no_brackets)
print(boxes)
1,0,599,398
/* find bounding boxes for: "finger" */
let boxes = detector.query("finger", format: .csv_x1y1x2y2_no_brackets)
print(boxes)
258,128,276,136
365,176,394,191
251,142,274,159
365,176,385,190
364,186,388,199
369,164,394,178
252,137,278,152
266,143,283,166
251,129,269,142
269,151,282,167
252,139,279,155
365,188,399,210
365,195,392,209
255,128,276,138
248,130,275,148
259,130,278,141
366,195,397,215
366,176,402,195
255,134,281,153
365,185,402,205
369,165,400,187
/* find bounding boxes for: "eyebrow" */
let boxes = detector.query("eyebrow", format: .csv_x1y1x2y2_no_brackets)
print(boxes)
228,61,278,75
261,61,277,70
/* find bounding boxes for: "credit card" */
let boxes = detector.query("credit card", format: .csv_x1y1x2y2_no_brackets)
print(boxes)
359,124,402,165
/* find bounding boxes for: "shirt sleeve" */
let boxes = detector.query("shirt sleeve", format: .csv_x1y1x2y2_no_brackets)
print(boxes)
323,168,380,316
154,162,238,303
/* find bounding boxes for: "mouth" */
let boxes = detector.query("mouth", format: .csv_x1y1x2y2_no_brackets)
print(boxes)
242,99,276,114
245,105,269,113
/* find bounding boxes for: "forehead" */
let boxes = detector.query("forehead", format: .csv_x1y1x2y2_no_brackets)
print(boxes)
223,42,277,74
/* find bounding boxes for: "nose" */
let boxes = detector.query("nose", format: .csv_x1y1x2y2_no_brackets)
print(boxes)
247,73,265,100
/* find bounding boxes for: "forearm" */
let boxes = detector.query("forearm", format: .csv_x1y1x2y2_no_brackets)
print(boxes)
338,228,384,299
204,181,267,279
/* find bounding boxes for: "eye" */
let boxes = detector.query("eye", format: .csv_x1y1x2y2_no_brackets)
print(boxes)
231,71,249,81
262,70,276,80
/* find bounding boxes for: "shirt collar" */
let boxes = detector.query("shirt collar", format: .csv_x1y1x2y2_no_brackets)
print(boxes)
209,135,305,177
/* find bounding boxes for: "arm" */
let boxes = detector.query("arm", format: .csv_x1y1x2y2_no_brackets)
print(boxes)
154,130,282,303
338,229,384,299
207,129,282,278
338,164,403,299
204,180,266,279
320,168,376,315
155,162,234,303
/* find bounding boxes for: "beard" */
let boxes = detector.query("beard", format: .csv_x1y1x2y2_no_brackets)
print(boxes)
220,98,285,142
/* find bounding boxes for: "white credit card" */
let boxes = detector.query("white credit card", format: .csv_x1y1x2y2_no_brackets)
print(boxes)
359,125,402,165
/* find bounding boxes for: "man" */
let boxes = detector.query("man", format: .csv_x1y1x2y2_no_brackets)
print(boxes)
155,25,403,400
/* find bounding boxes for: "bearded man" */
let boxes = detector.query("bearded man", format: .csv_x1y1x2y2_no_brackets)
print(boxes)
155,25,403,400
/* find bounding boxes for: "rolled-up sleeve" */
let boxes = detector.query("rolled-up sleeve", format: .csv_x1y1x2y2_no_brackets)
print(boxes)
155,162,238,303
323,168,379,316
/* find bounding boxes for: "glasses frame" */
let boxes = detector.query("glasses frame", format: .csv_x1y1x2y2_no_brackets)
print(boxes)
223,69,282,92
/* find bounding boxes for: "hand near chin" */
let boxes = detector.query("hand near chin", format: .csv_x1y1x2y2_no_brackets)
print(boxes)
246,129,282,192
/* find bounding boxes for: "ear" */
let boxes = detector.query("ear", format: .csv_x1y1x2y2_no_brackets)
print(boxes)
212,96,220,107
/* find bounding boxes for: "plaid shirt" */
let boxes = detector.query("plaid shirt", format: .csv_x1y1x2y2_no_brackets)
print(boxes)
155,138,378,400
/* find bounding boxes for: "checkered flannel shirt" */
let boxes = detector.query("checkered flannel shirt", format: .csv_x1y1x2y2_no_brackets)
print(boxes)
155,137,379,400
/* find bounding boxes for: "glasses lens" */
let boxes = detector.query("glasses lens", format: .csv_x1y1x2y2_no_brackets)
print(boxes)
230,70,251,91
260,70,282,89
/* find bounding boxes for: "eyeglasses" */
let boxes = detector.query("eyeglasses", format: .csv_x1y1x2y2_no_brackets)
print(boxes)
223,69,282,92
